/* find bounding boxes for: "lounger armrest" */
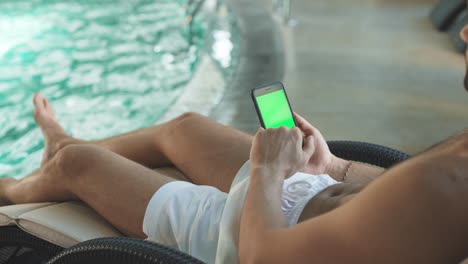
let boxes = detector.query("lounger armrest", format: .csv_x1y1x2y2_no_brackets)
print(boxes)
48,237,205,264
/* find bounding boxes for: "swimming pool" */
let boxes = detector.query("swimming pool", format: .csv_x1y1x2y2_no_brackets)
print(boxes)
0,0,236,178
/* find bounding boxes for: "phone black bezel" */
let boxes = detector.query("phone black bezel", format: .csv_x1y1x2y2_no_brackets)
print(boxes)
251,81,298,129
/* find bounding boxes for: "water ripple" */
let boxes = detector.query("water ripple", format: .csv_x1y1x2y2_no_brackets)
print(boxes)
0,0,207,178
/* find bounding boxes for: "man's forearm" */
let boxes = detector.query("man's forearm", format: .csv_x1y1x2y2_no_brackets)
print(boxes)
345,161,385,184
239,167,286,262
328,156,385,184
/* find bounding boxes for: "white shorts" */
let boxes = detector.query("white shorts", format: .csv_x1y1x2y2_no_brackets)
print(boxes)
143,181,227,263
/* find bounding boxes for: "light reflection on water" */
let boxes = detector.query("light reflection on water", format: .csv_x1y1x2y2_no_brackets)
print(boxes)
0,0,206,178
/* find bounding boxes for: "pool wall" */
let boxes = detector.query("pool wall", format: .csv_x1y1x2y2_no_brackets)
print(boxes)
158,0,236,122
209,0,285,133
159,0,285,131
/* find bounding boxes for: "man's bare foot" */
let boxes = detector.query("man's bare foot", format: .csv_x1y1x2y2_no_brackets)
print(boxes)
33,93,83,167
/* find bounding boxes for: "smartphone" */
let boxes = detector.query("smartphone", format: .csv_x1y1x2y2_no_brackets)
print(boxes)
251,81,297,129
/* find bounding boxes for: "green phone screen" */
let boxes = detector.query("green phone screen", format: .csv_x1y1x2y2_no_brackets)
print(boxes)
256,89,295,128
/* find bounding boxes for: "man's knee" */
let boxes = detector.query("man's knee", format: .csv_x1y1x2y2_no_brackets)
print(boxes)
173,112,205,126
52,144,100,178
167,112,212,133
152,112,214,151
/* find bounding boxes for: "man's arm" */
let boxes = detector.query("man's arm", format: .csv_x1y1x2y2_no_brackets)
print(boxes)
328,157,385,184
238,167,287,263
239,126,315,263
239,129,468,264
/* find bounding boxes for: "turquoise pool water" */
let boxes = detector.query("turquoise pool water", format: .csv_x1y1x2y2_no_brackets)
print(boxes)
0,0,207,178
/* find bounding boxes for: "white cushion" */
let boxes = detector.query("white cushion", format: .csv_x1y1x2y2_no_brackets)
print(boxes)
0,201,123,248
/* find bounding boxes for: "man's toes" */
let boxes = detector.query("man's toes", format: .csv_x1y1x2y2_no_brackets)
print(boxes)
33,93,55,118
34,93,54,112
44,98,53,111
34,93,45,109
33,93,38,106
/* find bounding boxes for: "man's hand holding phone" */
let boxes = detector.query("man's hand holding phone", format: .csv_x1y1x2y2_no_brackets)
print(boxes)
250,126,315,180
293,112,335,176
251,81,346,179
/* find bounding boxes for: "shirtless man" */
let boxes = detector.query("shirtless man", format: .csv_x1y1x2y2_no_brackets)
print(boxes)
0,25,468,264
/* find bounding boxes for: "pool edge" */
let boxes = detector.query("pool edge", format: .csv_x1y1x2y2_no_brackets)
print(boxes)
158,0,285,132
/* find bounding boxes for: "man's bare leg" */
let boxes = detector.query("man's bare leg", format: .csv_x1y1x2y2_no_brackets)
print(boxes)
0,95,186,236
30,92,172,169
29,93,253,192
0,91,255,237
0,147,177,237
0,144,177,238
152,112,253,192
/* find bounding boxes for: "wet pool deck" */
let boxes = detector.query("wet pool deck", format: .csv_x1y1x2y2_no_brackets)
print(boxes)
212,0,468,154
209,0,285,133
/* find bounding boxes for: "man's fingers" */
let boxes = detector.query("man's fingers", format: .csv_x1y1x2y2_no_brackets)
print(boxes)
293,112,305,125
303,135,315,157
294,112,310,128
294,112,314,134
